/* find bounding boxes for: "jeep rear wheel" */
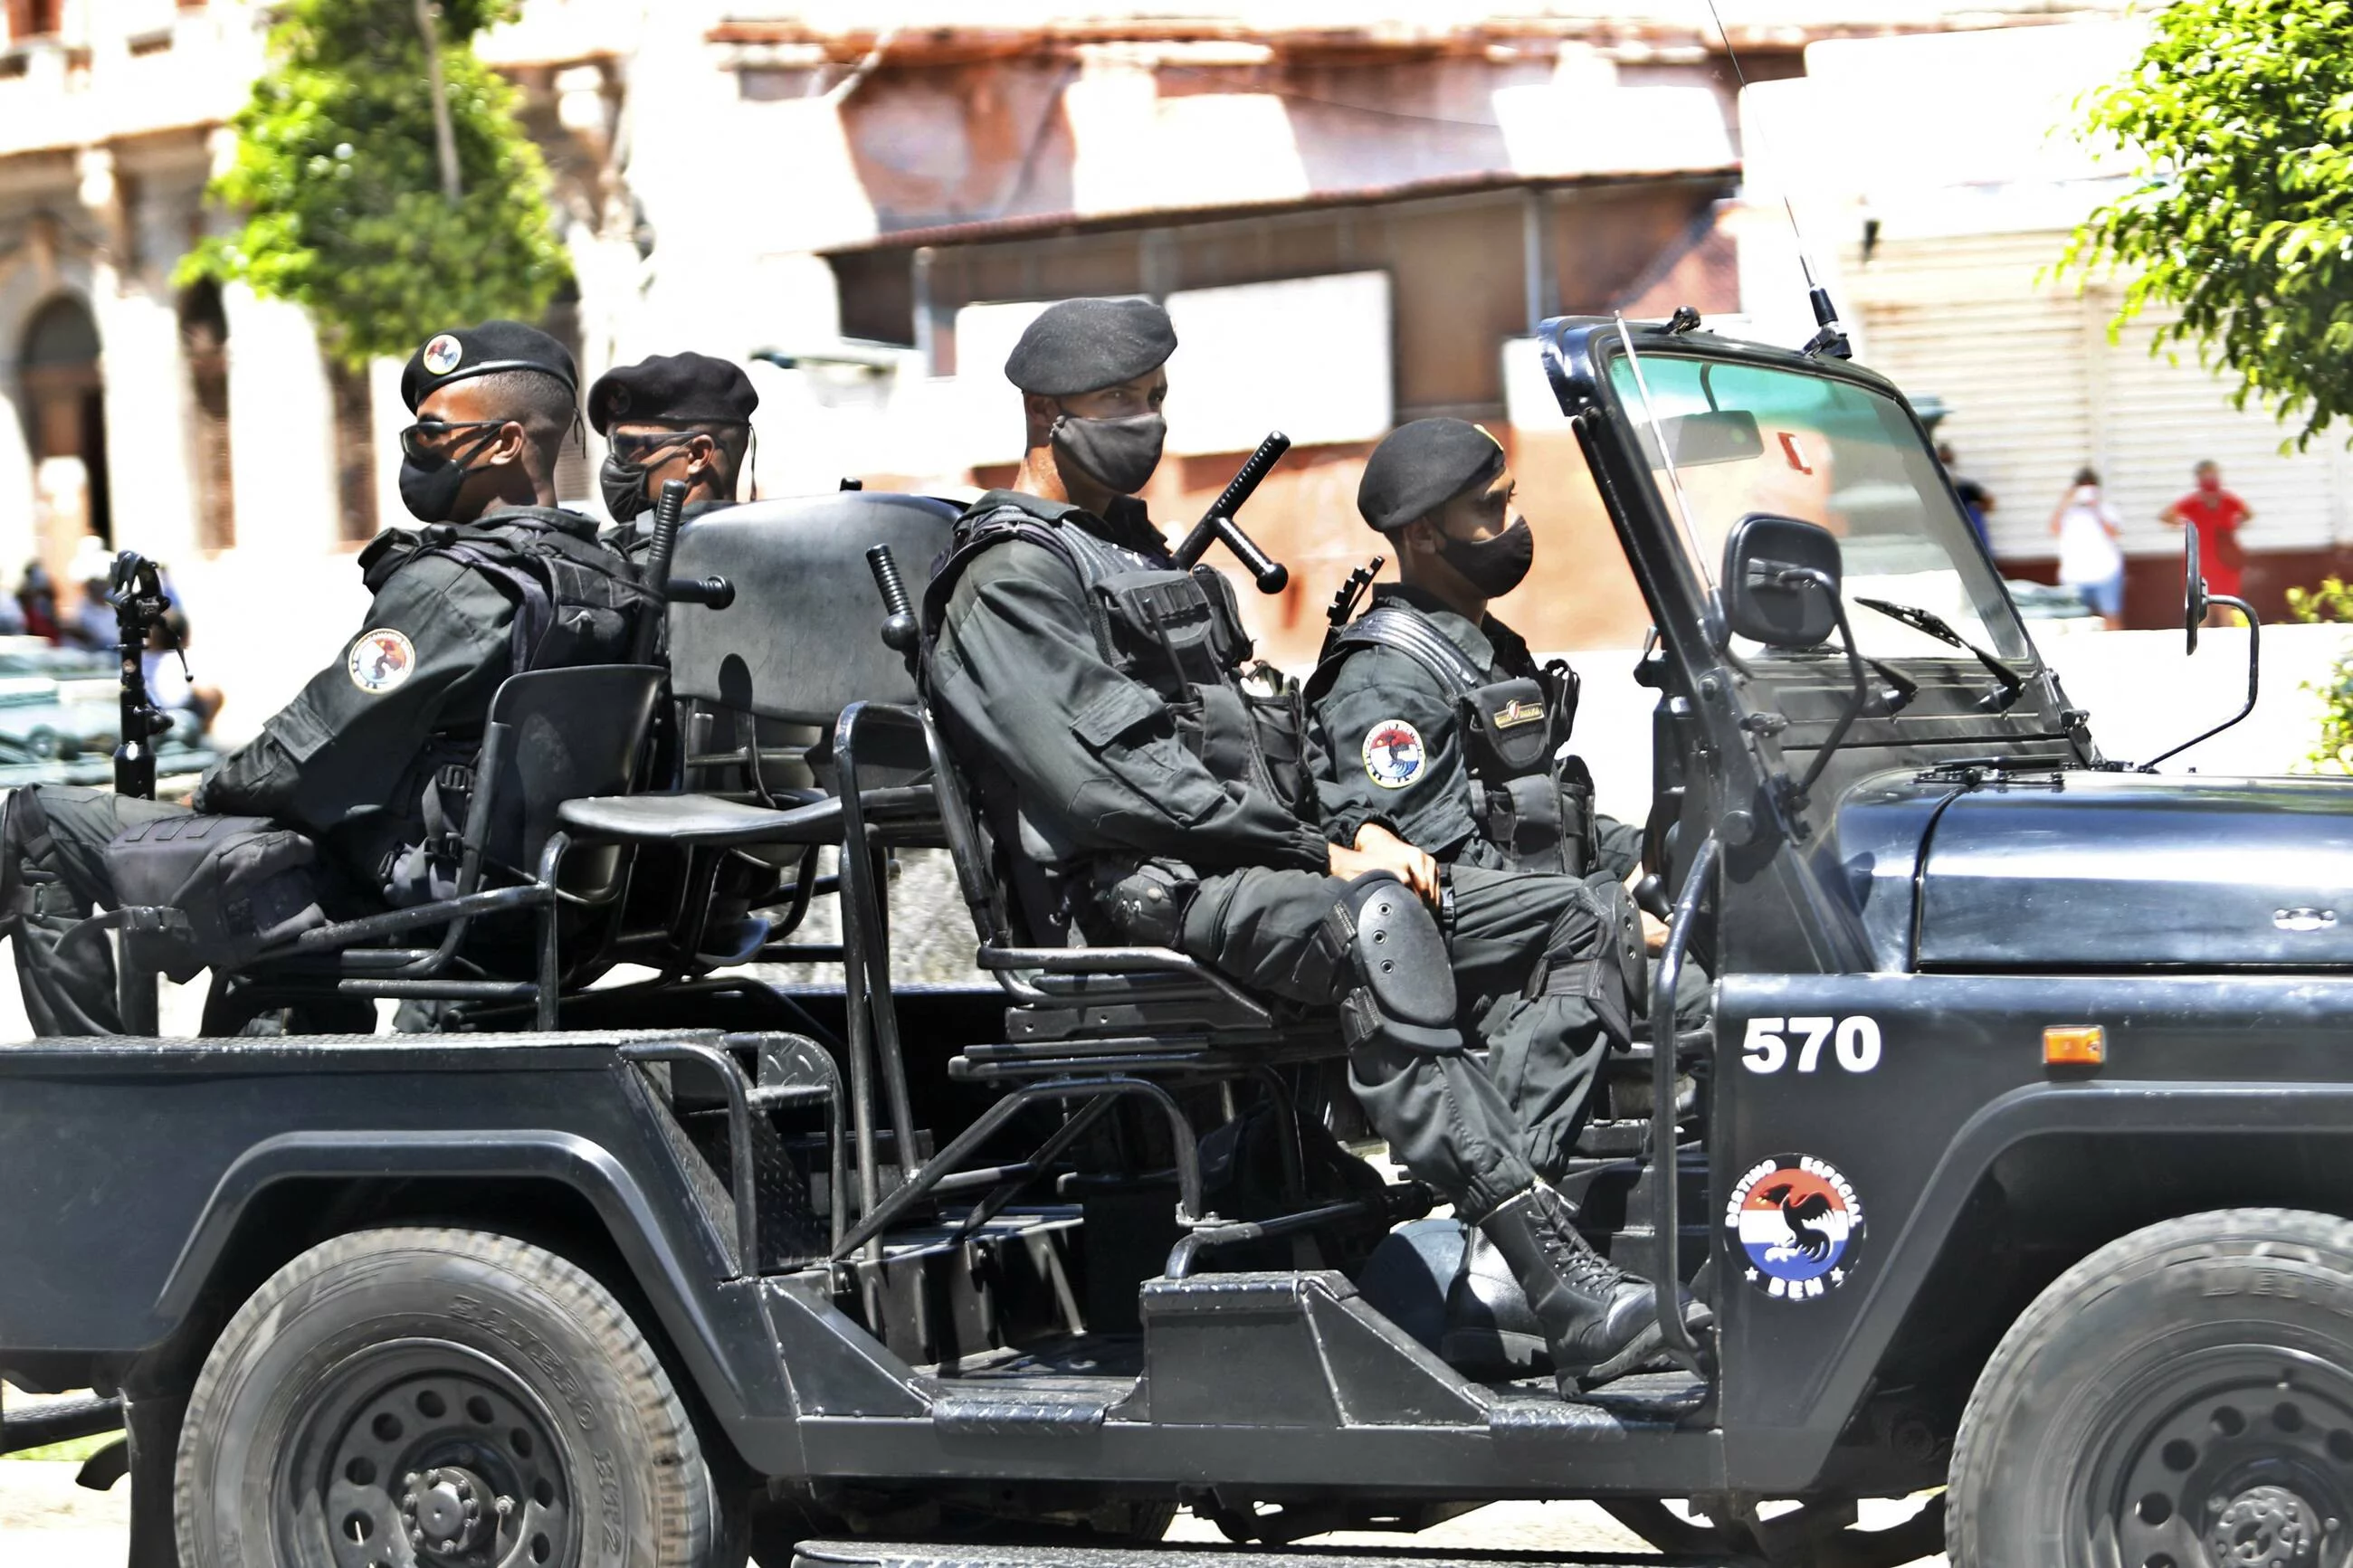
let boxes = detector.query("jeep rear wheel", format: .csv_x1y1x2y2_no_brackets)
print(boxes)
1949,1208,2353,1568
176,1227,742,1568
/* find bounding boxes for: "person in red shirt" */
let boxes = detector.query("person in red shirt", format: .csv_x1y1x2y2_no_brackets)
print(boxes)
2160,460,2253,625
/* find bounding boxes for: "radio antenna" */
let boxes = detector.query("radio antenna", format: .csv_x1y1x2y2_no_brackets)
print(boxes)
1704,0,1851,359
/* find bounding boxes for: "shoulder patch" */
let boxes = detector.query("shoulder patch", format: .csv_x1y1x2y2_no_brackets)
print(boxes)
1362,719,1427,790
348,628,417,694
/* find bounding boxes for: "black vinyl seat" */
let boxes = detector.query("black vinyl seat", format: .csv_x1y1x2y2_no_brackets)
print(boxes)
184,663,667,1033
557,493,960,972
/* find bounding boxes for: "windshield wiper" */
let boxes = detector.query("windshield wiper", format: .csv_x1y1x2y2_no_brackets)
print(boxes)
1865,656,1920,716
1853,597,2024,711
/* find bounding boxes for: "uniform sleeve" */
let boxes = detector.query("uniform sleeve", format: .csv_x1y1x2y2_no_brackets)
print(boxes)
1310,647,1480,857
193,557,512,833
1594,813,1643,884
930,542,1329,872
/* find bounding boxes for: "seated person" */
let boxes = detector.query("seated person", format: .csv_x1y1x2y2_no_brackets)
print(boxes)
147,608,225,737
588,351,759,553
924,297,1691,1392
1309,419,1706,1373
0,321,643,1035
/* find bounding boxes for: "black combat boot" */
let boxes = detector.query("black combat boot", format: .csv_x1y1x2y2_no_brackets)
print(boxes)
1472,1183,1685,1392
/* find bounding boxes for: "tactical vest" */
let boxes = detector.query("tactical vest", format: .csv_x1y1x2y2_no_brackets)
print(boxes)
367,512,648,903
923,503,1311,935
1309,602,1597,875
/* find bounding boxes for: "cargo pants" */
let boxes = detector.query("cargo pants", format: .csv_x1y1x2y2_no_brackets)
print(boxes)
1119,862,1706,1221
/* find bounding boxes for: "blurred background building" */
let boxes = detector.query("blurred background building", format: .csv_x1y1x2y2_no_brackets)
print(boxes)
14,0,2310,745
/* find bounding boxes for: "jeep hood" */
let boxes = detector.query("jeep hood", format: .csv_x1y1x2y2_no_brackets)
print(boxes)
1913,772,2353,969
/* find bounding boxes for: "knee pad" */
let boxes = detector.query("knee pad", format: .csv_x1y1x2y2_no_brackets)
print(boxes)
1327,872,1464,1055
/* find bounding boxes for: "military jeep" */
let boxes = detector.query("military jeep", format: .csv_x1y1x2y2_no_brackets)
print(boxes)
0,315,2342,1568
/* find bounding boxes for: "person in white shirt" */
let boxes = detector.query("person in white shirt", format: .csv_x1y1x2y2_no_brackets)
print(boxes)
2051,466,2125,630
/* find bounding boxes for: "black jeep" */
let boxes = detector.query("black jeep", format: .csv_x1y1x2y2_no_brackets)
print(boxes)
1,315,2339,1568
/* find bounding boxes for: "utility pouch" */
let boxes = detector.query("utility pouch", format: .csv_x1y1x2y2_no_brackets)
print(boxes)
1096,570,1223,688
1458,675,1558,778
1239,661,1314,816
1556,754,1599,877
104,814,329,982
1090,858,1199,948
1480,774,1567,873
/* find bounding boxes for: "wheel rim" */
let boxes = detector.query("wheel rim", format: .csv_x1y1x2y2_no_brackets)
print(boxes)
280,1339,578,1568
2092,1344,2353,1568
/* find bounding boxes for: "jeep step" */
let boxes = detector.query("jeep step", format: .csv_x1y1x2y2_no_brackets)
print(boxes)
794,1540,1753,1568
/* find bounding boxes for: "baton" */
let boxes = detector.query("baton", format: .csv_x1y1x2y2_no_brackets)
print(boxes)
632,478,690,662
1172,432,1292,594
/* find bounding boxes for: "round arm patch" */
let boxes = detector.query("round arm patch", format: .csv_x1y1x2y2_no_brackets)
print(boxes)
1362,718,1427,789
348,628,417,693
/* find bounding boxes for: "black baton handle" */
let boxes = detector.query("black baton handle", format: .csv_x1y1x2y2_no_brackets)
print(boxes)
633,478,690,662
1175,432,1292,594
867,544,919,666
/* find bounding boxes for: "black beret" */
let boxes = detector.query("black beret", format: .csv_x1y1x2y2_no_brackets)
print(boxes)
401,319,577,413
1005,297,1176,395
1358,418,1509,532
586,352,760,435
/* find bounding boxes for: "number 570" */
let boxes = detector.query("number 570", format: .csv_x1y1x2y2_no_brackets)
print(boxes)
1739,1016,1882,1075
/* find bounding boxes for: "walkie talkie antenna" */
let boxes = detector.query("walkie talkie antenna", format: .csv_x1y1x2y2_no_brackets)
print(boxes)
1704,0,1852,359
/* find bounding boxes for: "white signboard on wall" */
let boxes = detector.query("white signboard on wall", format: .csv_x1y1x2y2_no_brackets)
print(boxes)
1163,271,1392,456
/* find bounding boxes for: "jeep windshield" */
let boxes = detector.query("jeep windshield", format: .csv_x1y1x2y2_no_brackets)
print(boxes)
1605,337,2034,665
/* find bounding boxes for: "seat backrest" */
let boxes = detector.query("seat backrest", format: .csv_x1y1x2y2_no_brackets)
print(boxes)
480,664,666,872
668,492,959,725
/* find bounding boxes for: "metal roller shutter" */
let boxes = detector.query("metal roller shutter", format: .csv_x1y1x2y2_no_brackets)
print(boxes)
1848,231,2093,560
1850,228,2353,562
2098,311,2350,556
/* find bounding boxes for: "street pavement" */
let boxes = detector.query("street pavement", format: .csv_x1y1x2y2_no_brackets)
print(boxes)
0,1461,1948,1564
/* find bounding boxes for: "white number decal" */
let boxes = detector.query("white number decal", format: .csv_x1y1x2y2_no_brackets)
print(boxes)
1835,1015,1883,1073
1741,1015,1881,1075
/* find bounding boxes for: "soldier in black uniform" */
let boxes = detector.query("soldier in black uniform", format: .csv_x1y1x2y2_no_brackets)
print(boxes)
587,350,759,547
924,298,1690,1391
0,320,643,1034
1309,418,1702,1373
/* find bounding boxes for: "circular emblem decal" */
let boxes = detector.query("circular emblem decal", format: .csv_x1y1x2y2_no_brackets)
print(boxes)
421,333,463,376
348,628,416,694
1727,1154,1864,1301
1362,719,1426,790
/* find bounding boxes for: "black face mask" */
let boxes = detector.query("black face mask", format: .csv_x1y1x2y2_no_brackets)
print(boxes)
1439,517,1535,598
397,428,502,523
599,443,687,523
1051,410,1166,497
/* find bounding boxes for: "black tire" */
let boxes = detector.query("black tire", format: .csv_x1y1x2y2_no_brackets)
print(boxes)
176,1226,743,1568
1949,1207,2353,1568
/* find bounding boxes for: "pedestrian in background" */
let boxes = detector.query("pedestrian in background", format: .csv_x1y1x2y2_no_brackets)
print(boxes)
16,564,57,643
1939,442,1996,551
2051,466,2125,630
2160,460,2252,626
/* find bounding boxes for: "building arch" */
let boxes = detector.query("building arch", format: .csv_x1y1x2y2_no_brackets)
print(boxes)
16,290,110,547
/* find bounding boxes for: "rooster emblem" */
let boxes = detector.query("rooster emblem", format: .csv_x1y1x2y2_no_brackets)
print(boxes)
1730,1155,1863,1300
1756,1181,1836,1262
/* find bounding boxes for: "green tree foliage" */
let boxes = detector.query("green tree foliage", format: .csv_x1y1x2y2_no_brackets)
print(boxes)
2064,0,2353,449
183,0,570,366
2284,576,2353,771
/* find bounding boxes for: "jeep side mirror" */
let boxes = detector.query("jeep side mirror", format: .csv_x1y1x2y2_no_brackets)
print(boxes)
1721,513,1843,650
2184,523,2206,655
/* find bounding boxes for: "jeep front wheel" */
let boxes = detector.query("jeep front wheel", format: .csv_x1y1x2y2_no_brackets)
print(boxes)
176,1226,740,1568
1949,1207,2353,1568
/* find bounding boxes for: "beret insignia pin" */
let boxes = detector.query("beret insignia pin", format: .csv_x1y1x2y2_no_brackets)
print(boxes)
422,334,463,376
